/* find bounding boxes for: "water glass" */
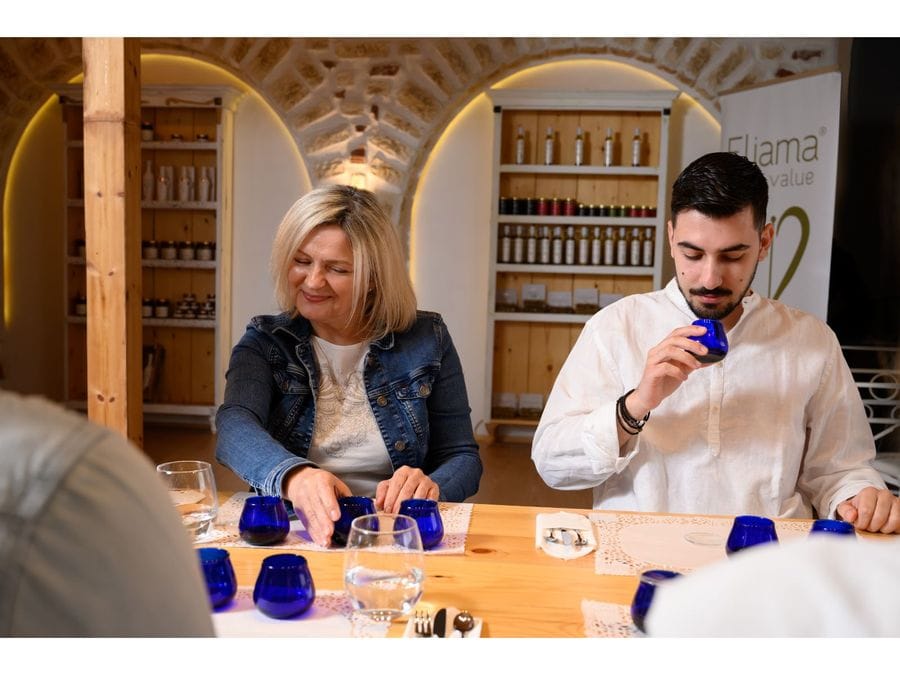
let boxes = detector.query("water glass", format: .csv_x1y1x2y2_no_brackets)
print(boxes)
810,518,856,537
332,496,377,547
253,553,316,619
726,514,779,555
156,460,218,540
344,513,425,622
689,318,728,363
239,495,291,546
631,569,681,634
399,498,444,549
197,547,237,609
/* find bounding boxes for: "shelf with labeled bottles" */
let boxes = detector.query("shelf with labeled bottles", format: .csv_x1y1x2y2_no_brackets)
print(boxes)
484,88,678,439
54,84,239,428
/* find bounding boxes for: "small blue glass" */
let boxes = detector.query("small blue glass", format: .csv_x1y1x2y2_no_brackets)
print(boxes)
332,496,377,547
253,553,316,619
239,495,290,546
399,498,444,550
630,569,681,633
197,547,237,609
726,515,779,555
810,518,856,537
688,318,728,363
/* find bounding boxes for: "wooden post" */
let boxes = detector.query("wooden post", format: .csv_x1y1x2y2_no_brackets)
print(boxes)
82,38,143,446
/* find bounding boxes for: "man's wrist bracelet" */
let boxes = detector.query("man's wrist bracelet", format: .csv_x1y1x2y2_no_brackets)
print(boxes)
617,388,650,432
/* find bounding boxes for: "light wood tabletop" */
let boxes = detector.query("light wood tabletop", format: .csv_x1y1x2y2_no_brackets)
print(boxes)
218,498,627,637
215,496,890,638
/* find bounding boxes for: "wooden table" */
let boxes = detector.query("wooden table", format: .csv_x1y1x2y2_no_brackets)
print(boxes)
217,496,888,638
219,498,629,637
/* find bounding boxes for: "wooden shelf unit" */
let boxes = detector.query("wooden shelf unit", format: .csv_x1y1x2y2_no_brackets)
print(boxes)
485,88,679,440
56,85,238,427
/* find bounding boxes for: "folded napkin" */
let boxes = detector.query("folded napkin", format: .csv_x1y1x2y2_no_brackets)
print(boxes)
535,511,596,560
403,606,483,638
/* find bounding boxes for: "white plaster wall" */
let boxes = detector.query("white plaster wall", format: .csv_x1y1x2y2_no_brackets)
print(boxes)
411,57,721,431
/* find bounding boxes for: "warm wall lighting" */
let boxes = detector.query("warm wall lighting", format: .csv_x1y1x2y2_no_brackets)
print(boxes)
349,172,367,189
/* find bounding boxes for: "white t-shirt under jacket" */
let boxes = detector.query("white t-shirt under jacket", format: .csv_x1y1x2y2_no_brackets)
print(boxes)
531,279,886,519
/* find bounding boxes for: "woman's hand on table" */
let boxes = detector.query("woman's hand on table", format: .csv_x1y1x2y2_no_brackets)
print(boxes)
375,466,439,513
284,466,351,547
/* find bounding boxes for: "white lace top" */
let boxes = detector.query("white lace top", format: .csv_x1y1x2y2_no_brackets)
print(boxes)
307,336,393,496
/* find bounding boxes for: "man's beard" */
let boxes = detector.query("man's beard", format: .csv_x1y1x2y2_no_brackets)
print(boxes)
679,261,759,320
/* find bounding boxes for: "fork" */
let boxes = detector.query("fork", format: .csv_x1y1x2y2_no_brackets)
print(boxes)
414,610,432,637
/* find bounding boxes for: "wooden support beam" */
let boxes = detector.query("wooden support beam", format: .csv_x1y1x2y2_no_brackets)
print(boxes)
82,38,143,446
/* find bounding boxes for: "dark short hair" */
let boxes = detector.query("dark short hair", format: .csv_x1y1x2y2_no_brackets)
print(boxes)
671,152,768,231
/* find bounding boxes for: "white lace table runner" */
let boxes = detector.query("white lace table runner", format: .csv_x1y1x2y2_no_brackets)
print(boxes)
590,512,811,576
201,492,472,554
212,588,389,637
581,599,641,638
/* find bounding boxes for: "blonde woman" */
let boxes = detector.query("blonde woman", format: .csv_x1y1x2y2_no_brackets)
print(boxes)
216,185,482,546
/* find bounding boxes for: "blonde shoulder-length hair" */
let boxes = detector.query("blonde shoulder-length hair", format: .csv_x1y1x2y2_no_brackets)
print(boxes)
270,185,417,341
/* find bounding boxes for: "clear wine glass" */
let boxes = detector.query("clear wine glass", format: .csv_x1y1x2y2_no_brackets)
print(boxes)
343,513,425,622
156,460,218,541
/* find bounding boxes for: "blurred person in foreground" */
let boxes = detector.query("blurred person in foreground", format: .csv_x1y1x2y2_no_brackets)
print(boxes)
532,152,899,533
647,535,900,637
216,185,482,547
0,390,214,636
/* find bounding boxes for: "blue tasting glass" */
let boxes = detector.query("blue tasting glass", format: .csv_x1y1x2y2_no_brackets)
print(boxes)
332,496,377,547
630,569,681,633
688,318,728,363
399,498,444,550
253,553,316,619
197,547,237,609
239,495,290,546
810,518,856,537
726,514,779,555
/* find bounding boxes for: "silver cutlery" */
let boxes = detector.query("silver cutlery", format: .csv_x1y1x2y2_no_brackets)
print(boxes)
414,610,432,637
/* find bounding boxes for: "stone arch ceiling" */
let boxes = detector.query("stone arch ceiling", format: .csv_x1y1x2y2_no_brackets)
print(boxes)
0,37,837,242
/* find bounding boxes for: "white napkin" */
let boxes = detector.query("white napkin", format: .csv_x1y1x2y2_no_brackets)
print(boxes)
535,511,596,560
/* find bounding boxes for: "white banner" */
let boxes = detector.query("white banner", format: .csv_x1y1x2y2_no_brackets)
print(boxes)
720,71,842,320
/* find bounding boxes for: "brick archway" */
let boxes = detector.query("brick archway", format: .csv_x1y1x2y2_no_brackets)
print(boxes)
0,37,838,239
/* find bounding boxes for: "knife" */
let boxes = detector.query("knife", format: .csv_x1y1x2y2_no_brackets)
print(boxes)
432,607,447,638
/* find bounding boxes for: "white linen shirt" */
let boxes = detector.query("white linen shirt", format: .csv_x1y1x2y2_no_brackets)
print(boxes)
531,278,886,519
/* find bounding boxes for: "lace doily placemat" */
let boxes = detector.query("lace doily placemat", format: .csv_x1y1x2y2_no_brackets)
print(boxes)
200,492,472,555
581,599,640,638
213,588,390,637
590,512,811,576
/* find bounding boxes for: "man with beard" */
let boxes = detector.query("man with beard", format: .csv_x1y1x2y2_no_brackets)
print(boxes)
532,152,899,533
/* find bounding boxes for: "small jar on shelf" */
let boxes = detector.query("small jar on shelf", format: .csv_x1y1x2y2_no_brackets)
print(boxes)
160,241,177,261
141,298,154,318
196,241,215,261
140,121,154,141
153,298,170,319
178,241,196,261
142,240,159,260
73,294,87,317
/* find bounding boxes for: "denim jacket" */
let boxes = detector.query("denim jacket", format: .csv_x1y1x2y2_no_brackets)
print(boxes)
215,310,482,502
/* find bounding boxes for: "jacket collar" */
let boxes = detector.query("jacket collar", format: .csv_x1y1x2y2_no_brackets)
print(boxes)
259,312,396,350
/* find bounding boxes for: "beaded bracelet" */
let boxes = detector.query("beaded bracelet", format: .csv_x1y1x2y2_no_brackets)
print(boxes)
617,388,650,432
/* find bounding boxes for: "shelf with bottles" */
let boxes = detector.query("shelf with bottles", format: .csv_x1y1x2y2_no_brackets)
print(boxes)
496,224,657,270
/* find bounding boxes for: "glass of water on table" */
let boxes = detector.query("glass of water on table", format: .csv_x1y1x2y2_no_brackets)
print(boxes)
156,460,218,540
344,513,425,623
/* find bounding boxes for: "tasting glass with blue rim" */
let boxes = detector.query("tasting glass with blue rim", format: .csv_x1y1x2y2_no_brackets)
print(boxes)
197,547,237,610
630,569,681,634
726,515,779,555
332,496,377,547
239,495,290,546
399,498,444,550
810,518,856,537
253,553,316,619
688,318,728,363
